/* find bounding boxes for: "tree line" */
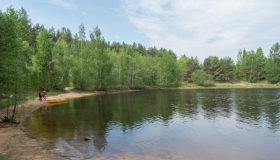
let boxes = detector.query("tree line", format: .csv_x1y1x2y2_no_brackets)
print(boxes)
1,6,280,96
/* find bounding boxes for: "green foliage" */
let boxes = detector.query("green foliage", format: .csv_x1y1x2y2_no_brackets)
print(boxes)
34,29,54,89
0,6,31,104
1,6,280,93
52,29,71,90
191,70,214,86
158,51,179,87
0,154,20,160
89,26,113,90
265,42,280,83
235,47,266,82
184,56,200,82
203,56,219,80
216,57,235,81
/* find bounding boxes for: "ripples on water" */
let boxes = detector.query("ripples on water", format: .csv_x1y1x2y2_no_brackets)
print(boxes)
23,89,280,160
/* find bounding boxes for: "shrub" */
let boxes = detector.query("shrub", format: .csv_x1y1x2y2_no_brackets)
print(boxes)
191,70,214,87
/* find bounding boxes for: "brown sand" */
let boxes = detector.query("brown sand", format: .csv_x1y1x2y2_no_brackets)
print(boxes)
0,89,138,160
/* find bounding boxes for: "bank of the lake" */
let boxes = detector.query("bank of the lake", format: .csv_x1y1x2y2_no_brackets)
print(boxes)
0,89,139,160
178,81,280,89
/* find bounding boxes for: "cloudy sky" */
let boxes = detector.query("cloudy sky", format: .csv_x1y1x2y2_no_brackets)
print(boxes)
1,0,280,61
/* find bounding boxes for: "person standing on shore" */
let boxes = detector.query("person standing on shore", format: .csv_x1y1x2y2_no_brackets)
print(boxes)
39,92,42,101
43,90,47,100
41,92,45,101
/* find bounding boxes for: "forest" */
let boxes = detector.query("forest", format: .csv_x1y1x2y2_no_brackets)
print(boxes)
1,6,280,95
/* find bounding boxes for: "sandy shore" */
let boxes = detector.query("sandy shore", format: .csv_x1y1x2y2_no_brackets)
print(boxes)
0,90,138,160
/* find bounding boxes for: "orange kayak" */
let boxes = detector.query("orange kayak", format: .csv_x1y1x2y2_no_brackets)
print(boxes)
46,101,68,107
46,98,68,103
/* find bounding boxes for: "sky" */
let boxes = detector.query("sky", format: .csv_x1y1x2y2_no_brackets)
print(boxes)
1,0,280,62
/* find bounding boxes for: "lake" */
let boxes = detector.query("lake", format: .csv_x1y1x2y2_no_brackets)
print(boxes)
23,89,280,160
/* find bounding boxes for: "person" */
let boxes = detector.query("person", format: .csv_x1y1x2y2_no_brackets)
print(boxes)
41,92,45,101
39,92,42,101
43,90,47,100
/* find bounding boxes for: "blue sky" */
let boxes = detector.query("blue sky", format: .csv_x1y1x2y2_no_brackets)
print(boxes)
1,0,280,61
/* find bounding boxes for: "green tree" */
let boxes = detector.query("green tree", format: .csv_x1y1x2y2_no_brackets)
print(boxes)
72,24,87,89
266,42,280,83
235,49,249,80
34,29,54,89
184,56,200,82
216,57,235,80
177,54,189,82
89,26,113,90
52,29,72,89
203,56,220,80
143,55,157,86
0,7,31,117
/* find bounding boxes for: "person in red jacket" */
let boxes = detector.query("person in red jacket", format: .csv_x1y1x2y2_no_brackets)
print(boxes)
41,93,45,101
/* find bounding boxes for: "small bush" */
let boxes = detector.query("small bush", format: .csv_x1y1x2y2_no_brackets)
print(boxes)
191,70,215,87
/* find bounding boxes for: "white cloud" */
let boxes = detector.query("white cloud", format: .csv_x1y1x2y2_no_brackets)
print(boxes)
122,0,280,61
82,11,89,17
46,0,77,10
115,35,120,39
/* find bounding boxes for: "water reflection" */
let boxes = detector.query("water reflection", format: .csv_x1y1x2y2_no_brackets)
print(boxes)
40,105,47,114
24,89,280,159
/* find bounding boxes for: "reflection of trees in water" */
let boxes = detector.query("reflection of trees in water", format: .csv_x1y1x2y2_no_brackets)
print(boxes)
234,89,280,132
90,97,109,153
264,105,280,132
199,89,233,119
25,89,280,155
178,90,199,120
234,89,263,126
112,91,176,130
262,90,280,132
176,89,235,120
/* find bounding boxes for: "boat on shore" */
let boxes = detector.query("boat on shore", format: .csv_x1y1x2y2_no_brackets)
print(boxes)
46,101,68,107
46,98,68,103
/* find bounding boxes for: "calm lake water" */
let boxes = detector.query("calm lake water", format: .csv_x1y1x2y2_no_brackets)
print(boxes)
23,89,280,160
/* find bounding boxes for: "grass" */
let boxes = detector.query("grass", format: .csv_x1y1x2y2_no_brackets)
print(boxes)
65,86,75,90
176,81,280,89
140,81,280,90
0,155,20,160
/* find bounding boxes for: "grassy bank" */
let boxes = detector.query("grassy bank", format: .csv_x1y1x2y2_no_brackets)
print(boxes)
146,81,280,90
0,155,19,160
178,81,280,89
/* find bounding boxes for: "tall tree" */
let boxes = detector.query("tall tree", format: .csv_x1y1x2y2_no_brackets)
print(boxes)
266,42,280,83
184,56,200,82
34,29,54,89
0,7,30,116
216,57,235,80
89,26,113,90
203,56,220,80
52,29,72,89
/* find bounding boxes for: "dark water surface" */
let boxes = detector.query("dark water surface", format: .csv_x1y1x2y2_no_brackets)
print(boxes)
23,89,280,160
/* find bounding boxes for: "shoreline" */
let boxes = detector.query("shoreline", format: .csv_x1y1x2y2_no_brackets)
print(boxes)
0,89,139,160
